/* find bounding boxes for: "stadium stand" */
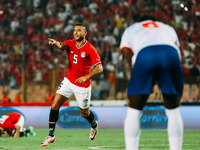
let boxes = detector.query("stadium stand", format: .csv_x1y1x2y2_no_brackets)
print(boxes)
0,0,199,102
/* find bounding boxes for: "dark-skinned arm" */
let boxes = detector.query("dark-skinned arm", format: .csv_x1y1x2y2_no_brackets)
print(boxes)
122,49,133,80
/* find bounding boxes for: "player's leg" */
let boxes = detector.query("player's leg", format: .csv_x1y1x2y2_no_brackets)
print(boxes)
80,108,97,128
74,84,98,140
41,78,72,146
41,93,68,146
49,93,68,137
80,107,99,140
124,47,156,150
48,78,73,137
125,95,148,150
158,46,184,150
163,95,183,150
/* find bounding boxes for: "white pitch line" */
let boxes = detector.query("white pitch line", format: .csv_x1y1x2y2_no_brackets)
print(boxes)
88,144,199,149
140,143,199,147
88,146,124,149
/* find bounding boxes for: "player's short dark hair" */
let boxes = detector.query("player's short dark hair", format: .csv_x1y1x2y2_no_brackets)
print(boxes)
138,14,158,22
74,23,86,31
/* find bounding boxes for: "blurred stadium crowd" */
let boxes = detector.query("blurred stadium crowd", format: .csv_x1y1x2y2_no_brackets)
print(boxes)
0,0,200,102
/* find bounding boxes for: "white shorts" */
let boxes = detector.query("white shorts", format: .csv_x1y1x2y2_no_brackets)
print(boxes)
56,77,91,109
16,115,25,132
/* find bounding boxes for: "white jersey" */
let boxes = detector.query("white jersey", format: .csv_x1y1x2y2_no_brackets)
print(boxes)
120,20,181,65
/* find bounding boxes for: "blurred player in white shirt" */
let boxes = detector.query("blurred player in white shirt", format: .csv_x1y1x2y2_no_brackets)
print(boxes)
120,15,184,150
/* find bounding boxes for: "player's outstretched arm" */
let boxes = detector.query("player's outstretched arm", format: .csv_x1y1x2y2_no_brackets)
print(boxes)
48,38,65,50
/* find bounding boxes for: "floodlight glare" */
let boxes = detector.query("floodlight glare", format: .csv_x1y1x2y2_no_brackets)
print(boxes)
184,7,188,11
180,3,184,8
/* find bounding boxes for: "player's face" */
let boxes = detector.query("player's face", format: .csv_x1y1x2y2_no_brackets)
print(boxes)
73,26,87,42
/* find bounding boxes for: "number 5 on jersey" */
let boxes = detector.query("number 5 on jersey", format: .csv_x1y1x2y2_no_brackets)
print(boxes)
73,54,78,64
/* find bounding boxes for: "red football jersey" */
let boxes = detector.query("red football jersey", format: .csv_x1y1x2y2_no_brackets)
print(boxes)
0,112,21,130
63,39,101,87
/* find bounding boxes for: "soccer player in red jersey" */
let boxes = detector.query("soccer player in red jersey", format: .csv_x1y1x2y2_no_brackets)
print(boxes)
41,23,103,147
0,112,23,137
0,112,35,137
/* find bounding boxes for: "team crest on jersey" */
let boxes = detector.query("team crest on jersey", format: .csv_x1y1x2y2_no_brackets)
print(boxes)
81,52,86,58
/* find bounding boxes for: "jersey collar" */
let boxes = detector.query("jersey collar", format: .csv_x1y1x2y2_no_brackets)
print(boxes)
76,40,87,49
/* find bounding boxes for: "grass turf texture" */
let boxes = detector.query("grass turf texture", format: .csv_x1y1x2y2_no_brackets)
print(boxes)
0,129,199,150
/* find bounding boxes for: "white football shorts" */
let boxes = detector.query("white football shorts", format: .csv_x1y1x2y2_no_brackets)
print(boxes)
15,115,25,132
56,77,91,109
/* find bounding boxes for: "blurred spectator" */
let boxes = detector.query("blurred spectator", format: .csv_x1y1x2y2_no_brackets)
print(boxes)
34,66,43,83
115,65,127,100
10,17,20,33
88,1,98,15
99,76,109,100
64,19,74,34
57,6,68,21
0,64,8,87
105,61,115,72
9,74,18,89
108,71,116,100
91,81,101,100
190,59,200,77
46,89,54,102
1,91,11,103
103,29,117,46
111,48,119,66
115,13,125,28
46,0,56,16
14,90,21,103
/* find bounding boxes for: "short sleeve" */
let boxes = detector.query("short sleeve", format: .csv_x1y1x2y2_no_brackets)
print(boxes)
173,30,180,48
63,40,72,51
169,26,180,48
89,46,101,66
120,29,132,51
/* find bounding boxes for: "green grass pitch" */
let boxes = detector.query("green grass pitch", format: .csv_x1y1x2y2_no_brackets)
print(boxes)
0,129,199,150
